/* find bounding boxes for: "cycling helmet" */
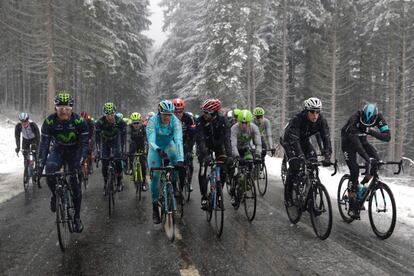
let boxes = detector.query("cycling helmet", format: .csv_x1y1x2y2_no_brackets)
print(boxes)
238,110,253,123
147,111,155,119
227,110,234,118
130,112,141,122
201,99,221,113
80,111,89,120
187,111,194,117
233,108,241,118
18,112,29,122
304,97,322,111
54,90,74,106
172,98,185,111
253,107,265,116
158,100,175,114
360,103,378,126
103,102,116,115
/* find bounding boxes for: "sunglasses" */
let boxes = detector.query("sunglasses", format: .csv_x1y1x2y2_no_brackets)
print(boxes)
309,110,320,114
255,115,264,119
56,106,72,111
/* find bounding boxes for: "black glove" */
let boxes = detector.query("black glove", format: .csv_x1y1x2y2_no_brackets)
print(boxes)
156,148,168,159
15,148,20,154
270,148,276,156
322,153,331,167
254,154,261,161
203,155,212,165
175,161,184,168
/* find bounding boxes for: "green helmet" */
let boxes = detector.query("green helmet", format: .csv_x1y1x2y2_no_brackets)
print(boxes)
253,107,265,116
103,102,116,115
54,90,74,106
130,112,141,122
233,108,242,119
238,110,253,123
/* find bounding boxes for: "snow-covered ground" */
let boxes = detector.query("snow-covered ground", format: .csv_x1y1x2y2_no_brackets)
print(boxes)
265,156,414,227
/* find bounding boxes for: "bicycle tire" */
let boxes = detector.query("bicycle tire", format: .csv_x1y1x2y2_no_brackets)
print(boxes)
281,156,288,186
213,182,224,237
337,174,354,223
164,183,175,242
368,182,396,239
107,171,115,217
23,168,29,191
56,194,70,252
244,177,257,222
285,183,302,224
309,184,332,240
184,166,191,202
256,162,268,196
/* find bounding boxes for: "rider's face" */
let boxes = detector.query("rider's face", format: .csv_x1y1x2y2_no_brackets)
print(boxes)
160,113,172,124
307,110,320,123
174,111,183,120
56,106,72,121
240,122,249,131
106,114,115,123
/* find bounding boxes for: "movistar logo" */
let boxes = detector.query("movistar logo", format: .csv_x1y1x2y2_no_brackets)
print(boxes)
75,118,83,125
57,131,77,143
45,118,54,125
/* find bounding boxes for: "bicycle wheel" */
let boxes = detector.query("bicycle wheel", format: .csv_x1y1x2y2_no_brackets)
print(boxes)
337,174,354,223
107,172,115,217
23,165,29,191
56,194,70,252
244,177,257,222
135,161,143,201
309,184,332,240
256,162,268,196
184,166,191,202
214,182,224,237
164,184,175,242
82,165,88,190
285,183,302,224
281,155,288,185
368,182,396,239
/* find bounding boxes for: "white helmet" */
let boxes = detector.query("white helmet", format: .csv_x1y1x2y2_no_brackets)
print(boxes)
18,112,29,121
227,110,233,118
147,111,155,118
304,97,322,111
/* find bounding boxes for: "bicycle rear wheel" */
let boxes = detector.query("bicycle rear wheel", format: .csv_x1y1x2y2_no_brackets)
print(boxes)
56,194,70,252
309,184,332,240
368,182,396,239
82,164,88,190
281,156,288,185
256,162,268,196
337,174,354,223
23,166,29,191
285,184,302,224
164,184,175,242
244,177,257,222
214,183,224,237
183,166,191,202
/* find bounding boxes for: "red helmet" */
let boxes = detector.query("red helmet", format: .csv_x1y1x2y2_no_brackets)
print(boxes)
172,98,185,111
201,99,221,113
80,111,89,120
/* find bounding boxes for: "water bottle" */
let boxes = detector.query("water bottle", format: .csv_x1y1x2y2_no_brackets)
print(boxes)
357,184,367,201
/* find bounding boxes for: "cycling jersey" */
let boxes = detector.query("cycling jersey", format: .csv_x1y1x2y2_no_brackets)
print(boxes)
253,117,273,148
230,123,262,158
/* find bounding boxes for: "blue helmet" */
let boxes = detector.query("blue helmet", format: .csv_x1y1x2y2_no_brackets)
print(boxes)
158,100,175,114
361,103,378,126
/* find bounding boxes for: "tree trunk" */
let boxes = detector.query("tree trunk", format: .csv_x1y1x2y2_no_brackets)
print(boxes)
330,27,337,160
46,0,55,112
280,0,288,130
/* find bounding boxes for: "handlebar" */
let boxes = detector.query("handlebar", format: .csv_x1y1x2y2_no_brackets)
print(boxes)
41,170,79,178
358,160,403,175
304,159,338,176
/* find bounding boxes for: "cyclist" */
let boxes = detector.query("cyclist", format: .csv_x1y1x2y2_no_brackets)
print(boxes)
280,97,332,207
341,103,390,219
128,112,148,191
95,103,127,194
230,109,262,205
253,107,276,158
15,112,41,188
172,98,196,192
147,100,184,224
38,91,89,233
80,111,95,174
196,98,233,209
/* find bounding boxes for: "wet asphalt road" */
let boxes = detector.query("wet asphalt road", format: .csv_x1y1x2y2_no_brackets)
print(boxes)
1,165,414,276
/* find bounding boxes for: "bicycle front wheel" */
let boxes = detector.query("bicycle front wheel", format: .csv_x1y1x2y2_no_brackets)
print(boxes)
56,195,70,252
309,184,332,240
256,162,268,196
23,166,29,191
368,182,396,239
164,184,175,242
281,156,288,185
337,174,354,223
214,183,224,237
107,173,115,217
285,184,302,224
244,177,257,222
